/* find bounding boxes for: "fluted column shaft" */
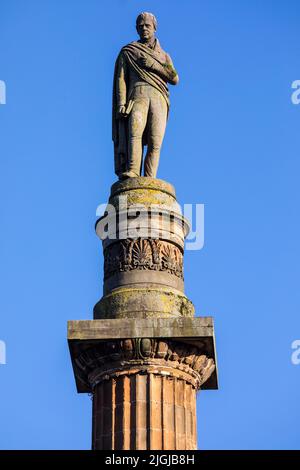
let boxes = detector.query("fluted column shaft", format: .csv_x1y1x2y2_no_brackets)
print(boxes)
92,372,197,450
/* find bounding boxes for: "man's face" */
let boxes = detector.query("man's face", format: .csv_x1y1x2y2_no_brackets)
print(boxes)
136,17,155,41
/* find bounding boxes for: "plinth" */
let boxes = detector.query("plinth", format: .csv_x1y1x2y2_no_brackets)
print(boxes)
68,177,218,450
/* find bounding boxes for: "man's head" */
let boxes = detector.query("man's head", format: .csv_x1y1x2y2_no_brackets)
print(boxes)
136,12,157,42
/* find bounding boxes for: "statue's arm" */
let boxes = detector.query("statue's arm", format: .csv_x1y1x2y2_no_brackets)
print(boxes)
152,53,179,85
115,53,127,115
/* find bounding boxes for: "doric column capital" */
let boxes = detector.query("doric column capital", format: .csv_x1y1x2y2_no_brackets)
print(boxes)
74,338,215,392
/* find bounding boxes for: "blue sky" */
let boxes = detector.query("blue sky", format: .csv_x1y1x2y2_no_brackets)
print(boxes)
1,0,300,449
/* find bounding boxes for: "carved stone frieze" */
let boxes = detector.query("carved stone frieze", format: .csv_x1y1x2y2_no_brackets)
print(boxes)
104,238,183,280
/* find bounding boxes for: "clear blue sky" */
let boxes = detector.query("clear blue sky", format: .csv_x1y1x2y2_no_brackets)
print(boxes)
1,0,300,450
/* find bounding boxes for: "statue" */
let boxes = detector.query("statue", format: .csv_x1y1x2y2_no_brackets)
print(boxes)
112,12,179,180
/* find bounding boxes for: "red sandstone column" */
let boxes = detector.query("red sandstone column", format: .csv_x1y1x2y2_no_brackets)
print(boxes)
92,368,204,450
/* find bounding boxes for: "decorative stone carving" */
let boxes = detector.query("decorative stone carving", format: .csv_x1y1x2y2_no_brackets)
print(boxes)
74,338,215,392
104,238,183,280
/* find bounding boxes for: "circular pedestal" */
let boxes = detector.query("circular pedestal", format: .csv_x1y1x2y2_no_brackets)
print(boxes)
94,177,192,320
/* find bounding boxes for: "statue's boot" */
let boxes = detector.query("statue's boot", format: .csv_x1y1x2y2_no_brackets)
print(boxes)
120,170,140,179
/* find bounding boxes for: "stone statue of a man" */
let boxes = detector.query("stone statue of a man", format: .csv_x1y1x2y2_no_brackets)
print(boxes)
112,12,179,180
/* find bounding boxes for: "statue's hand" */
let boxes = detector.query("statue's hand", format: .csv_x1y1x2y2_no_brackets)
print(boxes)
138,54,154,70
117,105,126,118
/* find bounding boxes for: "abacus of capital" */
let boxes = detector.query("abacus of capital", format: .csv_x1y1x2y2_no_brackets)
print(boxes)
68,12,218,450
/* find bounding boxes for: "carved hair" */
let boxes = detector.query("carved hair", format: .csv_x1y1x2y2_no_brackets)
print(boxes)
136,12,157,31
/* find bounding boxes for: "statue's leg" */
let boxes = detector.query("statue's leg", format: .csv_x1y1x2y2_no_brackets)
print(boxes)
144,91,168,178
127,91,149,177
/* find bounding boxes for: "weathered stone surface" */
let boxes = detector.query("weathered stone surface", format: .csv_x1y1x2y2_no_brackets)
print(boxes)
72,339,215,389
94,177,191,319
110,176,176,202
68,12,218,452
96,178,189,253
113,13,179,180
69,172,218,449
68,317,218,393
68,317,215,341
92,372,198,450
93,286,193,319
104,239,184,284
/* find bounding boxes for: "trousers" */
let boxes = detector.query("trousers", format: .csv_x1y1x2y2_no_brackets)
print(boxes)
127,84,168,178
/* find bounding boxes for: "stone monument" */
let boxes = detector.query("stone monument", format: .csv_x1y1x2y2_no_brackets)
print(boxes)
68,12,218,450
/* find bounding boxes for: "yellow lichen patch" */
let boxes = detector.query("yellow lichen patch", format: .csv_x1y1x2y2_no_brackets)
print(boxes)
110,177,176,198
110,188,176,209
94,286,195,320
